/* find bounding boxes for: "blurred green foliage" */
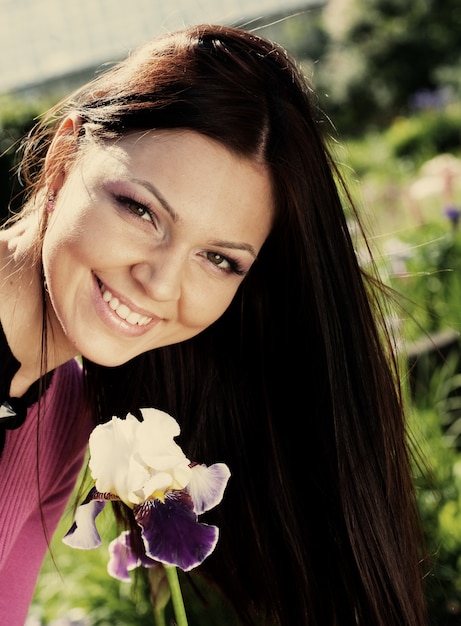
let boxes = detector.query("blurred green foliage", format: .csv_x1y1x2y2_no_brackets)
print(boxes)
411,400,461,624
387,222,461,340
263,0,461,135
385,105,461,162
0,94,55,221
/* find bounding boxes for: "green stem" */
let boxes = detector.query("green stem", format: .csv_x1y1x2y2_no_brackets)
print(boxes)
165,565,188,626
153,606,167,626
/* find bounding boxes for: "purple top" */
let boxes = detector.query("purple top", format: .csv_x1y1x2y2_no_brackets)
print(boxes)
0,359,92,625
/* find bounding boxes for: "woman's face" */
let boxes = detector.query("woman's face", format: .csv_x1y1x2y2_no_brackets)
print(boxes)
42,128,273,366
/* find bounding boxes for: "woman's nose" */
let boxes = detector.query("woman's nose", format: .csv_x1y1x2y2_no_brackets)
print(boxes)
130,253,182,302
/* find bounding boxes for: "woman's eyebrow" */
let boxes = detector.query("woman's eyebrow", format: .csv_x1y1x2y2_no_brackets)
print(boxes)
131,177,179,223
208,240,257,258
131,177,258,258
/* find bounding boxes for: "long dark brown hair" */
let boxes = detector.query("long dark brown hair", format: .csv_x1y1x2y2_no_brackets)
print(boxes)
18,24,427,626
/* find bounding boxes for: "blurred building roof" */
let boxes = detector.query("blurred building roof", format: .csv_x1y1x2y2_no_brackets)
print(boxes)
0,0,322,94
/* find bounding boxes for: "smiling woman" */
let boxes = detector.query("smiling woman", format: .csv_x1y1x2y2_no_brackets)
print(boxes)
40,128,272,366
0,24,427,626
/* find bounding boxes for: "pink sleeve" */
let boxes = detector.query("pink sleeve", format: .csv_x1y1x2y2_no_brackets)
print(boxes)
0,359,93,625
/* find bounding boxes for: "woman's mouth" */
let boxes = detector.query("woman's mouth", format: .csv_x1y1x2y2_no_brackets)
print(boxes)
98,281,153,327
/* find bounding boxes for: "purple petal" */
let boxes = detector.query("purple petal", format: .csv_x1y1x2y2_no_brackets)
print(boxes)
134,492,219,571
108,532,136,582
62,492,107,549
187,463,231,514
108,531,158,581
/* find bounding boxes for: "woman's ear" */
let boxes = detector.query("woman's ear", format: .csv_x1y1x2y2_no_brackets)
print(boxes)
44,113,84,192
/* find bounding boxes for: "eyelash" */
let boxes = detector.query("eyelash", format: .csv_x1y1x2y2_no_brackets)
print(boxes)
115,193,248,277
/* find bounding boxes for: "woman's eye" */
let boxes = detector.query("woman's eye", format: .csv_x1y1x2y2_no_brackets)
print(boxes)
117,195,153,222
207,252,231,269
127,201,152,221
205,251,247,276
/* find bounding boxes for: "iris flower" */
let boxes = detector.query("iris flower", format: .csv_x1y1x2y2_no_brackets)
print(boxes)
63,408,231,578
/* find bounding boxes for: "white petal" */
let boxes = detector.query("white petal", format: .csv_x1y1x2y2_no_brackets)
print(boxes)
187,463,231,514
62,500,105,550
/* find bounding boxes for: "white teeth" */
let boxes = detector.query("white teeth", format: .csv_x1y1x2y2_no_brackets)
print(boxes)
126,311,142,324
100,285,152,326
116,304,130,319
